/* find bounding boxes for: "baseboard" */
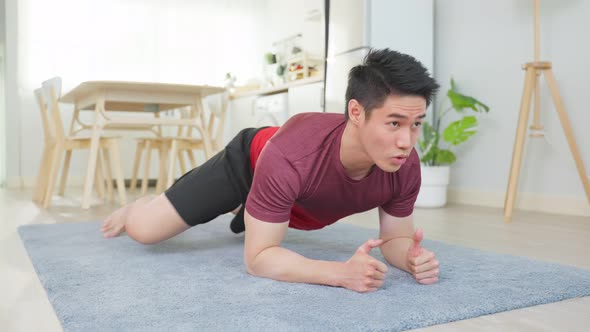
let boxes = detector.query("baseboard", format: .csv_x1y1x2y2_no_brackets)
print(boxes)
5,176,159,189
448,188,590,217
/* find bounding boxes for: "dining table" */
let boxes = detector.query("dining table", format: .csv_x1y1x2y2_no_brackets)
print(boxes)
60,81,226,208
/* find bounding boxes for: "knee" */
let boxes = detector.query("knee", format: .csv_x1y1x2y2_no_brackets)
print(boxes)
125,208,162,245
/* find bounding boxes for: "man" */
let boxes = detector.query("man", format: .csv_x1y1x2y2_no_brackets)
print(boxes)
102,48,440,293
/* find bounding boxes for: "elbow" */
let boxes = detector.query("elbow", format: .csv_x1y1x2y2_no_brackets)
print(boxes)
244,252,264,277
243,249,286,280
244,257,257,276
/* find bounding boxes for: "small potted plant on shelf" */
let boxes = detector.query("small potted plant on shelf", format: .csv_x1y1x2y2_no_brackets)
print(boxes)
416,78,490,208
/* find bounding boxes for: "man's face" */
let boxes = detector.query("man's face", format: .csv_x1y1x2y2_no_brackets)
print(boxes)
357,94,426,173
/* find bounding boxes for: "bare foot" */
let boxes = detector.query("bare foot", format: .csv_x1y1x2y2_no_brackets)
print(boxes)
101,204,132,238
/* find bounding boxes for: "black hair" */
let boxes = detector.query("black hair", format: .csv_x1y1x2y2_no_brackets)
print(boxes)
344,48,439,119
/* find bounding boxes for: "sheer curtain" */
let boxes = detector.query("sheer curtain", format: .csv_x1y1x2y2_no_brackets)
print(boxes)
18,0,267,91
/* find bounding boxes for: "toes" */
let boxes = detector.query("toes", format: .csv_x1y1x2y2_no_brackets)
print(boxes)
101,218,112,229
103,225,123,238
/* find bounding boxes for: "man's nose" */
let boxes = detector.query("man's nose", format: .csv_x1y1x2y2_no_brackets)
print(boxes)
396,128,412,149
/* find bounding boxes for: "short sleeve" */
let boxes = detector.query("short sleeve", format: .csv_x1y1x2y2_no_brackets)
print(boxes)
380,162,421,218
245,142,301,222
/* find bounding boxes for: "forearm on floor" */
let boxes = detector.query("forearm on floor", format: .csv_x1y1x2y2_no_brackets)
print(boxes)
380,237,413,273
247,246,345,287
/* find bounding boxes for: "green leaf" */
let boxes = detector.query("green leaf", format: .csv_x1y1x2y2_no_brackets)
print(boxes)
421,122,438,147
419,148,434,165
447,79,490,113
435,149,456,165
417,122,439,164
442,116,478,145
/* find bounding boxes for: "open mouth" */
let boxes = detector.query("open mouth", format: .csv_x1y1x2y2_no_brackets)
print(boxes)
391,156,407,166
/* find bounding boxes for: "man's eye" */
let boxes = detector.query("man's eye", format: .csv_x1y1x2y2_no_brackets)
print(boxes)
413,122,422,128
390,121,399,128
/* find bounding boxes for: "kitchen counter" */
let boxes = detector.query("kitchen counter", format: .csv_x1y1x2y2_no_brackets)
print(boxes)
230,76,323,99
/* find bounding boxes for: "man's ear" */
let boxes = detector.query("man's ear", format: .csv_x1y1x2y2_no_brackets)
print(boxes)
348,99,364,125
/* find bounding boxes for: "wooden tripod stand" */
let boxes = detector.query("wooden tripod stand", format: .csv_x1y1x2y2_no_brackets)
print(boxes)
504,0,590,222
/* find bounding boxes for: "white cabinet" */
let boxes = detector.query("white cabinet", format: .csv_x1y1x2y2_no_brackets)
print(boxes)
227,95,257,144
228,80,325,145
287,81,324,116
228,93,290,143
254,93,289,126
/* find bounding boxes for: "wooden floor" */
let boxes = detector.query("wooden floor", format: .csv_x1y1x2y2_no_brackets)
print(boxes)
1,188,588,331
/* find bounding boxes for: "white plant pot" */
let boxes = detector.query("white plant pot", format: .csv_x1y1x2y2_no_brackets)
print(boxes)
415,165,450,208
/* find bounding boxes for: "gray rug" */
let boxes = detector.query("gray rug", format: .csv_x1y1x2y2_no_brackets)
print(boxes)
18,216,590,332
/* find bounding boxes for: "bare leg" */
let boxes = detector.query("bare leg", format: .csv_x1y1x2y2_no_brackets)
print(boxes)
101,195,153,238
101,193,190,244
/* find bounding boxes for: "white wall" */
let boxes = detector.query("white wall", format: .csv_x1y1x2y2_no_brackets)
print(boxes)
263,0,324,59
0,0,6,185
434,0,589,214
5,0,18,186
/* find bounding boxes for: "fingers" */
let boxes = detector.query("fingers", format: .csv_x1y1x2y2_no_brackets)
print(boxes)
415,268,439,281
358,287,379,293
413,228,423,245
369,259,389,274
357,238,384,254
407,247,440,285
417,277,439,285
409,252,437,268
413,258,439,274
366,278,384,288
407,228,424,258
367,269,386,280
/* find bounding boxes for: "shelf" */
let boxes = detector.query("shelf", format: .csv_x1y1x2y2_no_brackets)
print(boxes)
286,54,323,65
304,9,322,22
230,76,323,99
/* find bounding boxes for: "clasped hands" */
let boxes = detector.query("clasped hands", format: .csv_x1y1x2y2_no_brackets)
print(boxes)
342,228,439,293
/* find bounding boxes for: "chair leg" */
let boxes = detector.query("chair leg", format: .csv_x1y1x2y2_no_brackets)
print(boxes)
178,150,187,175
33,144,53,203
102,148,114,202
58,150,73,196
187,150,197,169
108,140,127,206
82,128,102,209
42,144,64,208
94,151,106,200
130,140,144,194
156,143,169,194
166,140,178,189
141,140,153,196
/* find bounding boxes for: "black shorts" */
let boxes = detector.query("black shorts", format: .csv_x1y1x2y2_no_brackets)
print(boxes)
164,127,264,227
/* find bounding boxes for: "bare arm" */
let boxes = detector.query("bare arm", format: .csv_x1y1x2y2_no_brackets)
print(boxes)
378,207,440,284
378,207,415,273
243,208,388,292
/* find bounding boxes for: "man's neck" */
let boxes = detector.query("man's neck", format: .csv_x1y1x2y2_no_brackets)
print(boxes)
340,121,375,180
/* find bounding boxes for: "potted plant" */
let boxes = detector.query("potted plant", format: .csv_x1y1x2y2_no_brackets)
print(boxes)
416,78,490,207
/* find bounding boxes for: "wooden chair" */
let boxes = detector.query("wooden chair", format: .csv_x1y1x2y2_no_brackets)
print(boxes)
33,77,127,208
129,92,228,194
32,87,112,206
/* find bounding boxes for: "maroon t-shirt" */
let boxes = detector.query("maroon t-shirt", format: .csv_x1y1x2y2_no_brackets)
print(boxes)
246,113,421,230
